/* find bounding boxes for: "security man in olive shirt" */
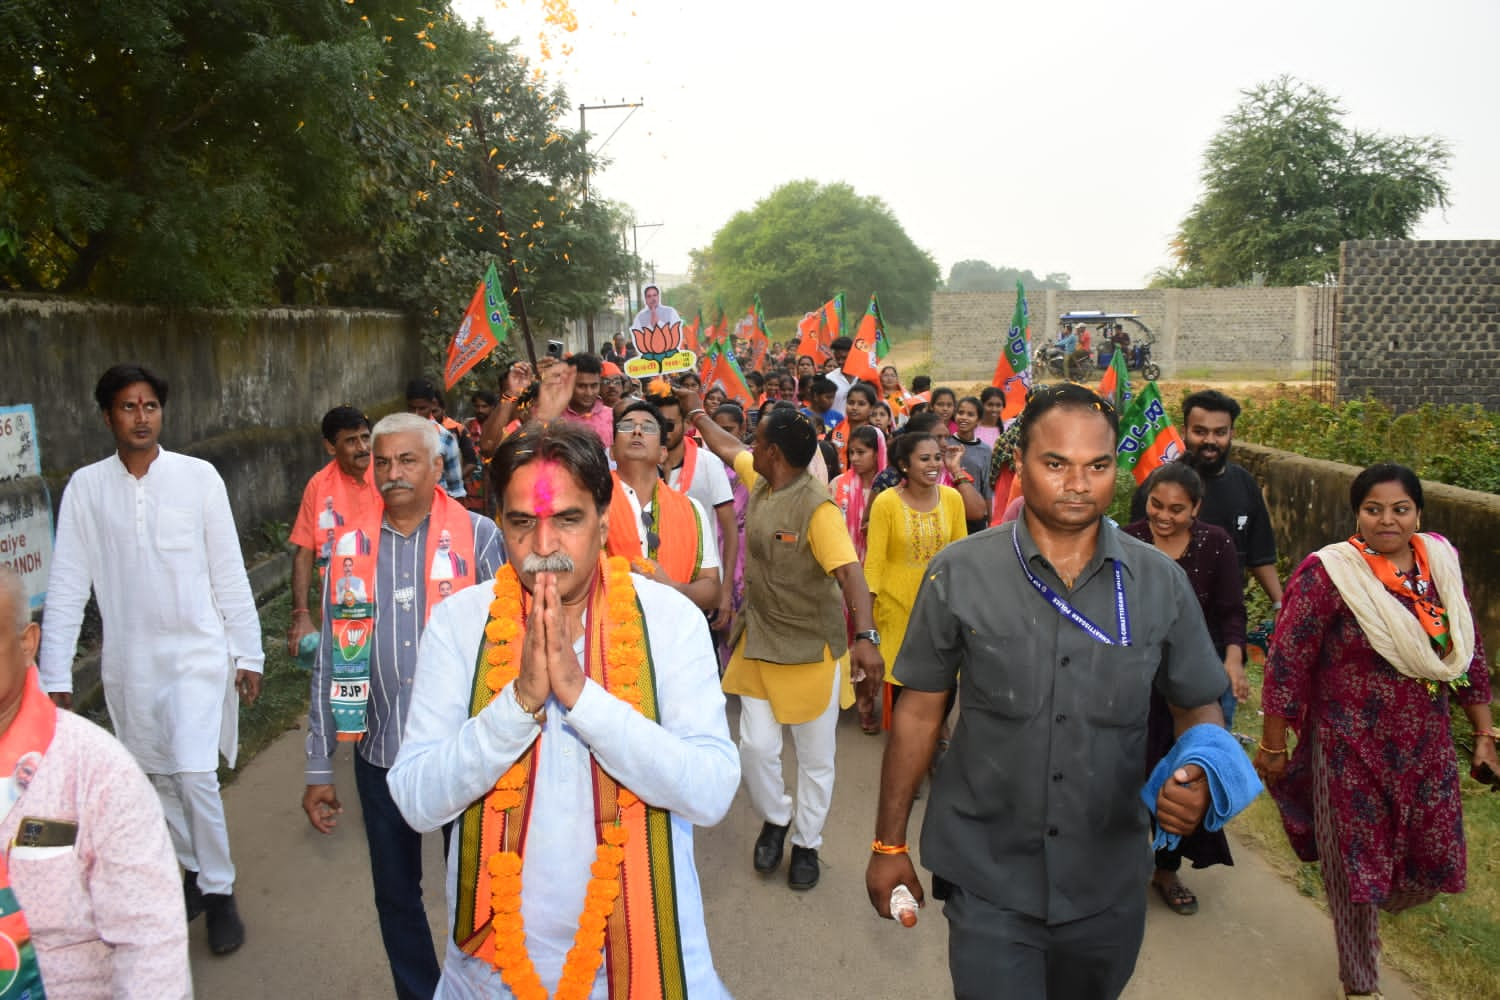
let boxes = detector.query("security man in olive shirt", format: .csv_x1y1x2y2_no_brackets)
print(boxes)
866,383,1227,1000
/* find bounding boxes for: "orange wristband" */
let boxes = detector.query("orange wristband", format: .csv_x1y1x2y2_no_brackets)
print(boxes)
871,839,909,855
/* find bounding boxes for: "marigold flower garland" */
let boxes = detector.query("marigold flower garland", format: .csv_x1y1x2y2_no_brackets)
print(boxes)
480,555,645,999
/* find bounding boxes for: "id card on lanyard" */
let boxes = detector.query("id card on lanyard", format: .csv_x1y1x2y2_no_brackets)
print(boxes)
1012,526,1131,646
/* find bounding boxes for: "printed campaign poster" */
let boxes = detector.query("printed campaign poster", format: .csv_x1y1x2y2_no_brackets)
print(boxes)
0,405,53,612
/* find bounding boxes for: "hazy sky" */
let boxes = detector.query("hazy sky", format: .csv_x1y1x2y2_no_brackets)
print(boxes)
454,0,1499,291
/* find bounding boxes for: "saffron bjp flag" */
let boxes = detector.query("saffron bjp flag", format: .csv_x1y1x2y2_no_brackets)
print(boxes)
1116,381,1185,484
443,264,510,389
704,299,728,353
682,311,702,354
705,348,754,407
751,296,772,372
989,281,1032,422
843,293,885,383
821,293,846,343
1096,347,1132,411
795,310,825,362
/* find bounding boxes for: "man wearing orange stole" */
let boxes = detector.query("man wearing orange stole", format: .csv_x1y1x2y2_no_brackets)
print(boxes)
303,412,504,1000
604,399,721,614
389,420,739,999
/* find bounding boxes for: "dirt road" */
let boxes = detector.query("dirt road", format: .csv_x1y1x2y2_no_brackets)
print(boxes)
185,706,1418,1000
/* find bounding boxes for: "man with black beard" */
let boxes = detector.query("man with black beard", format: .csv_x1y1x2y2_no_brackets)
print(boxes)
1129,389,1283,608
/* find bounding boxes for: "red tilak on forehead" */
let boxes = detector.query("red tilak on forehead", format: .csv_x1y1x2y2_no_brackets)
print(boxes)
532,460,560,517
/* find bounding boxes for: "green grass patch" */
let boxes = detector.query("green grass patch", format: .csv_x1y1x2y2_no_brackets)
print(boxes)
1224,564,1500,998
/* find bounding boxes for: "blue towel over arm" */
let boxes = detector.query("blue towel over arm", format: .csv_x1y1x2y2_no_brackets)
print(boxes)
1140,723,1264,851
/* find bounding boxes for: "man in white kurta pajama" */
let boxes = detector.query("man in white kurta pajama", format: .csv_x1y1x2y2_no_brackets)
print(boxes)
38,364,263,956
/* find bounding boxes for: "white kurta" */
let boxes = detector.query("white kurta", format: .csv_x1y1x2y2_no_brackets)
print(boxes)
390,576,739,999
38,449,264,772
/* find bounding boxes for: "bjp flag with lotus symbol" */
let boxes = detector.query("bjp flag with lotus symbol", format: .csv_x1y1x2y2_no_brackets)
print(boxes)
989,281,1032,422
1116,381,1184,484
443,263,510,389
842,293,885,383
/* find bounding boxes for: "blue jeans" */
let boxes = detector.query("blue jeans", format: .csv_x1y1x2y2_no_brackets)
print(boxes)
1219,683,1237,730
354,753,441,1000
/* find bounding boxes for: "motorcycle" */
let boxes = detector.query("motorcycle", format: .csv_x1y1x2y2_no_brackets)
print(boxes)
1033,339,1161,384
1034,343,1069,379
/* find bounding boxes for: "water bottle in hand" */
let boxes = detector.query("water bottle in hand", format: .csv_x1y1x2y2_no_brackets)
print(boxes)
889,884,918,927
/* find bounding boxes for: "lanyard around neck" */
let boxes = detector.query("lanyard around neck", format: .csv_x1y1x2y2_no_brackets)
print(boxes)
1012,526,1131,646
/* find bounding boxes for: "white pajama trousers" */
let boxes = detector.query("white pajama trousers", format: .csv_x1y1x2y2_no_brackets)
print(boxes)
150,770,236,895
737,674,841,850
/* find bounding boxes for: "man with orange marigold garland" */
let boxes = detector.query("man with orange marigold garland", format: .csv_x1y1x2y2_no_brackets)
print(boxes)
389,419,739,999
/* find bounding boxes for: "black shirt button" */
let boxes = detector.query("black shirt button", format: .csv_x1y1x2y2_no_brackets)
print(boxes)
1052,772,1063,782
1055,713,1066,723
1047,826,1059,837
1060,656,1070,667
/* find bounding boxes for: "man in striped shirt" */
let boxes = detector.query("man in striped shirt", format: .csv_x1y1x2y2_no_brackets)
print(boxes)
301,412,503,1000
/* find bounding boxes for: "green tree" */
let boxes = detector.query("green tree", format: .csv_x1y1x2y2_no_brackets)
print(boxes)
0,1,636,381
947,260,1070,292
1167,76,1450,286
343,21,636,370
696,180,939,326
0,0,380,303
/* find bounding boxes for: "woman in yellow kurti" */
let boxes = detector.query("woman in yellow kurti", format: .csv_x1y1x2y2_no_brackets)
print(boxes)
865,433,968,696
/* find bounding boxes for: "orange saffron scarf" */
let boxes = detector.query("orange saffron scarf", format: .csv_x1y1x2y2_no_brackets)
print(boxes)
1349,532,1451,654
328,488,477,742
604,477,703,586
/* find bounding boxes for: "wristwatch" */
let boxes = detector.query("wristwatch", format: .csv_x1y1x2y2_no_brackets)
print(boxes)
853,629,881,646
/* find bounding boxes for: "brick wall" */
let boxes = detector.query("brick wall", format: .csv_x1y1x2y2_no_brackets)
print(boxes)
932,287,1314,384
1338,240,1500,410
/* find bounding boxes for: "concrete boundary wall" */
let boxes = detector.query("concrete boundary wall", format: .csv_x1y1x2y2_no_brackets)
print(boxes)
932,287,1315,384
1235,441,1500,655
0,296,423,539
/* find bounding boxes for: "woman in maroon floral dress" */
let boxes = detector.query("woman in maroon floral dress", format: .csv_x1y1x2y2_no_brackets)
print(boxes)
1255,463,1496,1000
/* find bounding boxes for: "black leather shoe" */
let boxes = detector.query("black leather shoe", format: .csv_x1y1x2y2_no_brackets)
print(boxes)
203,893,246,955
788,845,820,890
752,821,789,873
183,870,205,922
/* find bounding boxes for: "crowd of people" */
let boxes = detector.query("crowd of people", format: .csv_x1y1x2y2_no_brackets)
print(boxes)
18,353,1493,1000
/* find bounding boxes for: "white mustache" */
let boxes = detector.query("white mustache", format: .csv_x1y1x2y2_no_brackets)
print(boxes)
380,479,416,494
520,552,576,574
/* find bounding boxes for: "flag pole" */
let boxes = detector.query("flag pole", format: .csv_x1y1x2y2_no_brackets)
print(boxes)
468,111,539,367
